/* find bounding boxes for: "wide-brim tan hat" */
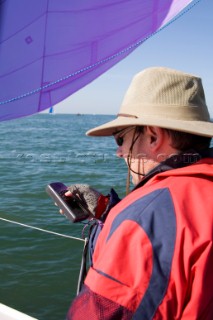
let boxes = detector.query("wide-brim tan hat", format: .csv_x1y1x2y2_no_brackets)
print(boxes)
86,67,213,137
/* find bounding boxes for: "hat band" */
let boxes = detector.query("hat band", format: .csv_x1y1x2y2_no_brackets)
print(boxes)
118,104,209,121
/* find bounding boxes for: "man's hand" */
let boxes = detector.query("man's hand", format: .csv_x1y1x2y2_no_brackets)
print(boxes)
56,184,108,219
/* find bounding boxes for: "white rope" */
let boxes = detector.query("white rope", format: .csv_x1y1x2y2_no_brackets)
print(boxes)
0,217,84,242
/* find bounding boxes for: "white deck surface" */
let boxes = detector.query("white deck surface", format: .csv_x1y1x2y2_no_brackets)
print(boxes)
0,303,38,320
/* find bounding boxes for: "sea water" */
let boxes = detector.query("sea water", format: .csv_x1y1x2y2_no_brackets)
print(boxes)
0,114,127,320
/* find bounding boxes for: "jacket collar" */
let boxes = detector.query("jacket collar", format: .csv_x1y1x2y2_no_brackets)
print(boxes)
134,148,213,190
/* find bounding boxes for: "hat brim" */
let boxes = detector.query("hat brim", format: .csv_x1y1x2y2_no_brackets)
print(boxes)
86,116,213,137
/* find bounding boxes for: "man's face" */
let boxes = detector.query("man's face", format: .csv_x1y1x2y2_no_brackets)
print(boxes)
114,127,158,185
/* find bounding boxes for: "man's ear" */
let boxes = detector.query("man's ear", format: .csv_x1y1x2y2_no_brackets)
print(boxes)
146,126,164,151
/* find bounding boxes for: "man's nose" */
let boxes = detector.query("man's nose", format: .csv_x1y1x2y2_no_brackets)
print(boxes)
116,147,123,158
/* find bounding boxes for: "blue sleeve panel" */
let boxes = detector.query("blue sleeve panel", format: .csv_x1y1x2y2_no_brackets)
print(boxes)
107,188,177,319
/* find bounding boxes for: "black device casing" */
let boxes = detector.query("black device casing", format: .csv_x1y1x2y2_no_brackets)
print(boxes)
46,182,91,222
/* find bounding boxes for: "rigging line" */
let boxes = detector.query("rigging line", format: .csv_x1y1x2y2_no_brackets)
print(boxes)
0,0,202,106
0,217,84,242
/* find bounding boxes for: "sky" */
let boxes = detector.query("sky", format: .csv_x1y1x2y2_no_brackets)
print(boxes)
52,0,213,117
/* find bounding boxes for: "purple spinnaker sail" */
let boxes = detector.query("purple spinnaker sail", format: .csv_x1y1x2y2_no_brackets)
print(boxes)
0,0,194,121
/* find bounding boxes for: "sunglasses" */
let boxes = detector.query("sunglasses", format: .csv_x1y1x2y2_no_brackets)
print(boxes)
113,126,136,146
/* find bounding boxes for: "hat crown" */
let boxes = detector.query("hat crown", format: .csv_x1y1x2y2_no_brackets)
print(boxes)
121,67,210,121
87,67,213,137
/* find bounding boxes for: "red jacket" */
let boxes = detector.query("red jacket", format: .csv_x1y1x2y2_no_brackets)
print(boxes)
68,159,213,319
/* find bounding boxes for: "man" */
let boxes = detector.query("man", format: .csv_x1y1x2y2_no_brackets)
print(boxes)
67,67,213,319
